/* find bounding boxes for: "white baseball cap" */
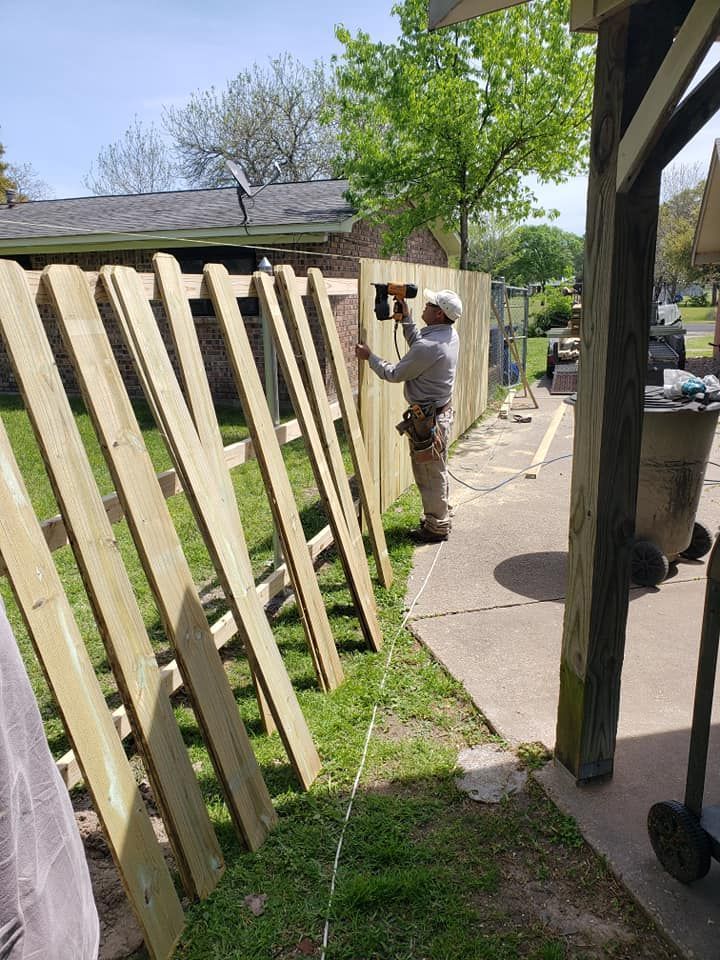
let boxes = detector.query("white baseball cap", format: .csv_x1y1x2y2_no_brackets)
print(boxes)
423,288,463,322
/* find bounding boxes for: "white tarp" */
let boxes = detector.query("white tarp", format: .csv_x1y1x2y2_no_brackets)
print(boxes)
0,599,99,960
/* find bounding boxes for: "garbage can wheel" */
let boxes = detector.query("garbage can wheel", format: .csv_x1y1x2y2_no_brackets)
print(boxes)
647,800,712,884
631,540,669,587
680,522,714,561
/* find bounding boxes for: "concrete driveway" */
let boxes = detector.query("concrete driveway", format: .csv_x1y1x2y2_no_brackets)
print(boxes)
408,382,720,960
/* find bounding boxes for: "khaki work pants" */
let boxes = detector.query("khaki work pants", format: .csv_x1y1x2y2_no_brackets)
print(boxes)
409,407,453,536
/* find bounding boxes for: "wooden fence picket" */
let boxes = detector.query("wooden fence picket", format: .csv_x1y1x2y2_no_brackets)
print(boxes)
255,270,383,652
155,252,342,693
107,264,321,790
275,264,383,606
44,263,277,852
0,416,185,960
0,259,223,901
306,267,393,588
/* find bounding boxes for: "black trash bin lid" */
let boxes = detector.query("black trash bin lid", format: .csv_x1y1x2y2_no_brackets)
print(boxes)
566,385,720,413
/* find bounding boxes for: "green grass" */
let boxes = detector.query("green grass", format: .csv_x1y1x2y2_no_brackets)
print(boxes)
525,337,549,382
1,396,680,960
686,335,715,359
680,305,715,324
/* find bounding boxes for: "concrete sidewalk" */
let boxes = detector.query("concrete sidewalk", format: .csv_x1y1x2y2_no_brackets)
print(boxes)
408,383,720,960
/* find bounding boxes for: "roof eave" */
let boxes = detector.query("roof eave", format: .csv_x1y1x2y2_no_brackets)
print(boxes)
428,220,462,259
428,0,527,29
0,217,355,257
692,140,720,267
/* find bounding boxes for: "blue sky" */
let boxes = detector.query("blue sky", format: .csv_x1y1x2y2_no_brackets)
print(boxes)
2,0,719,236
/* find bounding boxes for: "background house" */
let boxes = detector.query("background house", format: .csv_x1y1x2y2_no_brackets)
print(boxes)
0,179,457,402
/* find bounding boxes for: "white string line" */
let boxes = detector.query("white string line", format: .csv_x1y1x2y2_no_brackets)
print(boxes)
0,213,367,263
319,541,445,960
319,410,525,956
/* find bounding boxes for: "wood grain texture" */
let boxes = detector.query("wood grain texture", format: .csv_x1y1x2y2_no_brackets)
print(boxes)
0,416,184,960
202,262,344,689
255,270,383,652
556,5,674,781
0,259,223,900
44,263,276,852
107,265,321,790
308,267,393,588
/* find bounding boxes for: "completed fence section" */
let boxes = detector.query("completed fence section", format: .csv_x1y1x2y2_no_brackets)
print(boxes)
0,256,389,960
358,258,491,511
0,253,493,959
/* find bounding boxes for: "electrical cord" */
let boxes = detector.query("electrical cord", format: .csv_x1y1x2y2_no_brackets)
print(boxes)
448,453,573,493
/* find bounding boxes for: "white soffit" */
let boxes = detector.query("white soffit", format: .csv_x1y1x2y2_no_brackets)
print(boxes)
693,140,720,266
428,0,527,29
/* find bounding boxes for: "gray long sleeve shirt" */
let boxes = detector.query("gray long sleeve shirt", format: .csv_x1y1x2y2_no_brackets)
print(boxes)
368,317,459,407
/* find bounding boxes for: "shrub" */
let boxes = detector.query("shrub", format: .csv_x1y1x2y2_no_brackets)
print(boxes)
686,292,709,307
534,290,572,332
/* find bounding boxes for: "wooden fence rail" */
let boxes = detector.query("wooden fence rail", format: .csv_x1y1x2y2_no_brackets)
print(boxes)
24,270,358,304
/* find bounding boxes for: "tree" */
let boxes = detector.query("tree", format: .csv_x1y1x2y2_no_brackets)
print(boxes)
5,161,53,200
0,143,14,202
654,163,706,300
84,117,180,195
502,224,582,286
164,54,338,187
467,214,518,275
332,0,595,268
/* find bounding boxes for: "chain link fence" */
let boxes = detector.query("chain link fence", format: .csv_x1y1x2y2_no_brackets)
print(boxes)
489,279,530,394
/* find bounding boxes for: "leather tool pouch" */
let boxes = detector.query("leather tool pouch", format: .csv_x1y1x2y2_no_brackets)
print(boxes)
396,404,439,463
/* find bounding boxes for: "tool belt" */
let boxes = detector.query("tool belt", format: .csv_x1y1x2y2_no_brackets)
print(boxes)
395,402,445,463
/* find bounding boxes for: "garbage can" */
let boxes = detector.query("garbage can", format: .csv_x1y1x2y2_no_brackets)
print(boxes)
631,387,719,585
569,386,719,587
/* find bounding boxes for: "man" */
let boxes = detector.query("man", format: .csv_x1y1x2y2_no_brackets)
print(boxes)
356,287,461,543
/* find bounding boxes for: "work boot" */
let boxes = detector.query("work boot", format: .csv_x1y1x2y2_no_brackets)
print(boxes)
410,526,448,544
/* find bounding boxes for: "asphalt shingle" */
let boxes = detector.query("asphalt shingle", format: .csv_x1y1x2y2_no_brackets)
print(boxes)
0,180,354,241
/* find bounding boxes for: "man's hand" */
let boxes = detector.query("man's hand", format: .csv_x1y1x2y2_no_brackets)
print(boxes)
395,297,410,321
355,343,370,361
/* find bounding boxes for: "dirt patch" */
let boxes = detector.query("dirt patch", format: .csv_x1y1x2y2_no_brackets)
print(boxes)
500,861,635,957
686,357,720,379
74,781,176,960
445,780,680,960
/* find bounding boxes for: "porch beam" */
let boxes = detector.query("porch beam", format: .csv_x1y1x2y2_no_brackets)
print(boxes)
616,0,720,193
651,61,720,172
570,0,642,32
555,1,680,783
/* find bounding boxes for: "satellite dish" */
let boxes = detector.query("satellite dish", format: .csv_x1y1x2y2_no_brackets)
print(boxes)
225,159,255,198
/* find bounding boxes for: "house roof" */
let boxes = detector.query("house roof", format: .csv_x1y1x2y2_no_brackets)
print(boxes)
0,179,357,254
692,140,720,267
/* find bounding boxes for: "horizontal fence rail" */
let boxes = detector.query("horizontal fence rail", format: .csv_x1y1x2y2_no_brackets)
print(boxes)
24,270,358,304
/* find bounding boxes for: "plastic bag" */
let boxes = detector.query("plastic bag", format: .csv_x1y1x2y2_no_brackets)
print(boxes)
663,369,693,398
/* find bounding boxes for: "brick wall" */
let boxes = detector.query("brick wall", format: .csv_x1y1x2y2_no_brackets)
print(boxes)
8,221,448,408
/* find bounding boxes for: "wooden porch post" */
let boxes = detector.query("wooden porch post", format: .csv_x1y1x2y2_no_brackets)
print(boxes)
555,1,687,782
